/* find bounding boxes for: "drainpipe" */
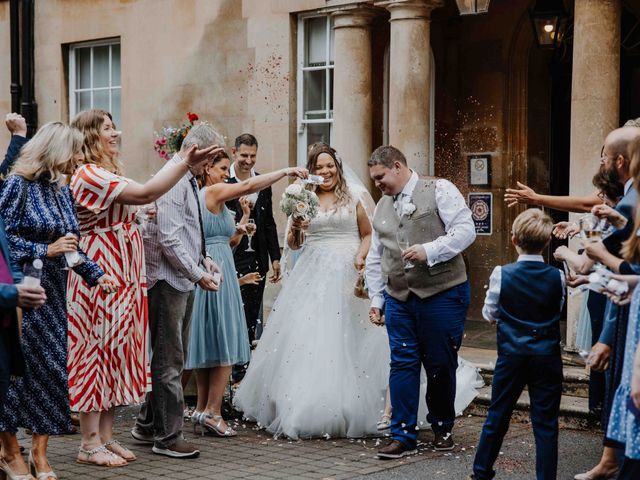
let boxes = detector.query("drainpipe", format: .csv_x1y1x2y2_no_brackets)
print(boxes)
9,0,21,113
20,0,37,135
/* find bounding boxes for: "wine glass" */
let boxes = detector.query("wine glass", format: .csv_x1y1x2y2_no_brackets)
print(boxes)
245,219,257,253
579,213,606,242
396,233,414,270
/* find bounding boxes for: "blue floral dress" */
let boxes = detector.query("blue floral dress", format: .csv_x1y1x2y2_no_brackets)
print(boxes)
607,279,640,459
0,175,103,435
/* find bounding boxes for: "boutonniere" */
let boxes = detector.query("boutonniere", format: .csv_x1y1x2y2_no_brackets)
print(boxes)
400,200,416,217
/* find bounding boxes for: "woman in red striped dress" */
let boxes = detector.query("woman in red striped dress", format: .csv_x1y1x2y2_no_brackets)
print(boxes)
67,109,222,467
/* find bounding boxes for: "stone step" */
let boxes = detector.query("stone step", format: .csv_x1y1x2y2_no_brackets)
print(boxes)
476,364,590,398
466,385,599,431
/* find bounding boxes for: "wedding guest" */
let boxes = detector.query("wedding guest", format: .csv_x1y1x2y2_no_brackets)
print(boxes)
1,113,28,178
0,215,46,404
226,134,282,382
187,149,307,436
0,122,114,480
605,135,640,479
68,109,221,467
131,124,223,460
470,209,564,480
366,145,476,458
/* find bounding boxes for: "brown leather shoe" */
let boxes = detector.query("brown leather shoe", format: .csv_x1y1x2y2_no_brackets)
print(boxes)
377,439,417,460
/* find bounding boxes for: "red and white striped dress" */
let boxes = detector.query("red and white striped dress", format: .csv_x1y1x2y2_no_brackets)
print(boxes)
67,164,150,412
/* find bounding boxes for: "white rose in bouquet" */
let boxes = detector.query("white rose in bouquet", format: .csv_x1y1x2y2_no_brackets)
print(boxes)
285,183,304,197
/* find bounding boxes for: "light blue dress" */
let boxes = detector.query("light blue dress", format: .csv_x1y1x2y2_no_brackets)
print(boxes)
607,279,640,459
185,192,250,369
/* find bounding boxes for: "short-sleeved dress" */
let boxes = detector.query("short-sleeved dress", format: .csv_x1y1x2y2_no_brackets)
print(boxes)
185,192,250,369
67,164,150,412
0,175,104,434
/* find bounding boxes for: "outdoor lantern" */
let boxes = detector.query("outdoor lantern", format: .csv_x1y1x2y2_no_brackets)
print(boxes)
455,0,490,15
529,0,569,49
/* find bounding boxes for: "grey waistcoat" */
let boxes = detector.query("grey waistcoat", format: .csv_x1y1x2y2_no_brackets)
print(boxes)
372,179,467,302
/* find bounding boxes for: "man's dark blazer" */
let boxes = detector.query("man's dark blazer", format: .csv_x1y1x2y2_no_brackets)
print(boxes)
1,135,27,178
225,174,281,275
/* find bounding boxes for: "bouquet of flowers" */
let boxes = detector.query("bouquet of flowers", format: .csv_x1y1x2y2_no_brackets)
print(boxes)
153,111,200,160
280,183,319,221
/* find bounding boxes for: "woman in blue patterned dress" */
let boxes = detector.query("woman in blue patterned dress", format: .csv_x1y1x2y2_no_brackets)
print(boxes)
0,123,115,480
185,152,307,437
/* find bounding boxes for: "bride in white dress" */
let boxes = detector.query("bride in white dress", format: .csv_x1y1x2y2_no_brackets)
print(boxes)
234,143,481,440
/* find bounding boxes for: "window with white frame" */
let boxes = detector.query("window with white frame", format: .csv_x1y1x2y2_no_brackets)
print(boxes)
69,40,121,126
297,15,334,165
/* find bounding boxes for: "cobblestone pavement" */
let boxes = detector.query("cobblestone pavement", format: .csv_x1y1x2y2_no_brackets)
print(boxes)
15,407,601,479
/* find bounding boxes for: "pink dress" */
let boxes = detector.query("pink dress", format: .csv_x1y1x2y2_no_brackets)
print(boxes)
67,164,150,412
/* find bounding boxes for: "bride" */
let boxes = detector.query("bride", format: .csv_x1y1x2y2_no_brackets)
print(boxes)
234,143,481,439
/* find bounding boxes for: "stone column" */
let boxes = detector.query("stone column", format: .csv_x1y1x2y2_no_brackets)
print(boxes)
566,0,621,351
376,0,443,173
331,6,379,183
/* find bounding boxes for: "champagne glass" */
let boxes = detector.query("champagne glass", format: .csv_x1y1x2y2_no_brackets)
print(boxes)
396,233,414,270
579,213,604,242
245,219,256,253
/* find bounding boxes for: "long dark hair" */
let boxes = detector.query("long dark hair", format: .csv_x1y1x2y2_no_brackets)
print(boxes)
306,142,351,209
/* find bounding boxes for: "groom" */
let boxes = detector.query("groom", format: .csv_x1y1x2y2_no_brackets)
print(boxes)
365,145,476,459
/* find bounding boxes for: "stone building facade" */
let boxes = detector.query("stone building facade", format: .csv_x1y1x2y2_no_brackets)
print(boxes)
0,0,639,347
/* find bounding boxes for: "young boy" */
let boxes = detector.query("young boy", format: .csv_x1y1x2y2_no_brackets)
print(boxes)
470,208,565,480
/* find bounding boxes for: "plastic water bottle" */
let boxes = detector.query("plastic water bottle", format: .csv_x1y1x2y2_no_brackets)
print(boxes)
23,259,43,287
64,232,82,267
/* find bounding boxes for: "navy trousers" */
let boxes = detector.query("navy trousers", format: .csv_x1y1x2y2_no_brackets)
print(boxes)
473,354,562,480
384,281,470,448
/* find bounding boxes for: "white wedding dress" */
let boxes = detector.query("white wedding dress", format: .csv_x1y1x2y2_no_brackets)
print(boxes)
234,191,482,440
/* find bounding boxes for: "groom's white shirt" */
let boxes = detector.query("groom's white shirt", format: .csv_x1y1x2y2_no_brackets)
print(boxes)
366,171,476,310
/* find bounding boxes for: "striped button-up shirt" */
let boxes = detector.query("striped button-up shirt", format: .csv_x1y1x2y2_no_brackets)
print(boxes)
143,154,205,292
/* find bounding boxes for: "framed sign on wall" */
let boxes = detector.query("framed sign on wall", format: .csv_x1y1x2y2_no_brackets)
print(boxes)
469,192,492,235
469,154,491,186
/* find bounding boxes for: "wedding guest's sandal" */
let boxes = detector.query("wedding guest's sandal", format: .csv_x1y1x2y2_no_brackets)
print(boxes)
0,457,35,480
76,445,127,467
197,413,237,437
377,413,392,431
27,451,56,480
191,411,203,434
104,439,136,462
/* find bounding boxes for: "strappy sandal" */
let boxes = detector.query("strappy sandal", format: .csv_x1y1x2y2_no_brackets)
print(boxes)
377,413,392,431
76,445,128,467
28,451,56,480
196,413,237,437
104,439,136,462
0,457,35,480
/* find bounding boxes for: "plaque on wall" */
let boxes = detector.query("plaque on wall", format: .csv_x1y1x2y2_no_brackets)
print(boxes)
469,155,491,186
469,192,492,235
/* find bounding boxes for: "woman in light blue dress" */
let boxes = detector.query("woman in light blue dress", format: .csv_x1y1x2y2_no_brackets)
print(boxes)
185,151,307,437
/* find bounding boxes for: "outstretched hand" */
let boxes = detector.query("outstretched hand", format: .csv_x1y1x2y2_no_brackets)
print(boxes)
552,221,579,239
183,144,226,168
504,182,539,208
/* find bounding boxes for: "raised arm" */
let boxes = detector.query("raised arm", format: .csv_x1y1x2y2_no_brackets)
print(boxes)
115,144,225,205
206,167,308,207
505,182,600,213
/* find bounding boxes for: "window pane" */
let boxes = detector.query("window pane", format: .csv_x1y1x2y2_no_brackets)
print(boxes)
111,44,121,86
329,19,335,64
77,91,91,112
111,88,121,127
305,17,326,67
93,46,110,88
307,123,331,147
304,70,326,114
76,48,91,90
93,89,109,112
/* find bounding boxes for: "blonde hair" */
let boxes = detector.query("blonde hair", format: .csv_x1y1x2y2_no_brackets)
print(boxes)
511,208,553,253
10,122,83,183
621,136,640,263
71,109,123,174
